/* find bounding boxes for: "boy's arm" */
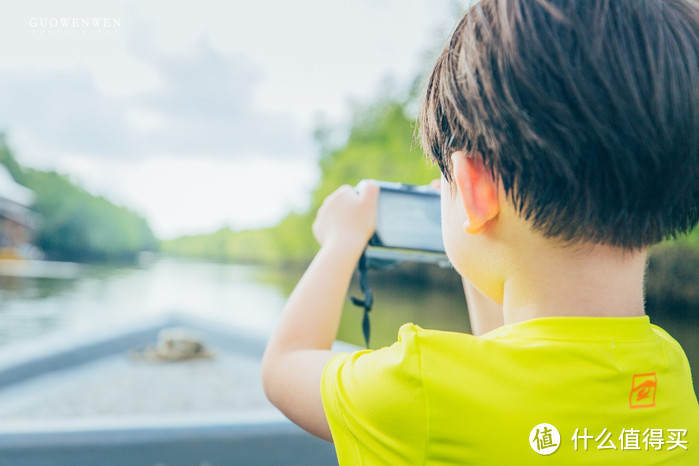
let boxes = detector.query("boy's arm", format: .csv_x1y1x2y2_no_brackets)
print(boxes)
462,277,504,336
261,183,379,441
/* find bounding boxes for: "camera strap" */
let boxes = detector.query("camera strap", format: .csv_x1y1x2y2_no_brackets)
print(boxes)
349,249,373,348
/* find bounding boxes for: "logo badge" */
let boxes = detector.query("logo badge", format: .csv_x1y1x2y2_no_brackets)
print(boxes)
629,372,657,409
529,423,560,455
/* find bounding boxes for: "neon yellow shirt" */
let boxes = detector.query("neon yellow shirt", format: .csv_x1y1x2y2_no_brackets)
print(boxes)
321,316,698,465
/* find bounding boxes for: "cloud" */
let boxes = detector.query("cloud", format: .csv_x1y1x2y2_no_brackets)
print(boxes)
0,66,135,158
128,33,309,158
0,32,309,164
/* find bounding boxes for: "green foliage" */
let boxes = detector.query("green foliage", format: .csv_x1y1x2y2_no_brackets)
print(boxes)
311,100,437,209
161,212,318,265
0,136,24,182
0,135,157,262
162,227,274,264
647,243,699,310
644,224,699,314
669,223,699,247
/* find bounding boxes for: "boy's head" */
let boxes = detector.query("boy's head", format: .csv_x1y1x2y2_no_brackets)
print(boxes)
420,0,698,252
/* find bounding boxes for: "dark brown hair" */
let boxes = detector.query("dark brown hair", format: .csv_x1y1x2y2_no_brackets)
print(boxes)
420,0,699,249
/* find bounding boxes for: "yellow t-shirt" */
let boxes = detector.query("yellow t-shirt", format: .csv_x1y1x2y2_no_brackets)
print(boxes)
321,316,699,465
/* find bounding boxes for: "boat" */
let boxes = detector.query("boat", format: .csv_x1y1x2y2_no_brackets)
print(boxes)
0,258,82,279
0,312,354,465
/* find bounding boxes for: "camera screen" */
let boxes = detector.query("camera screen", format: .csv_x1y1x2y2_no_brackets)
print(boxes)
374,190,444,252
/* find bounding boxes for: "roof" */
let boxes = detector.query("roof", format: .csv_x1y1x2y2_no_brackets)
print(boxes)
0,165,34,207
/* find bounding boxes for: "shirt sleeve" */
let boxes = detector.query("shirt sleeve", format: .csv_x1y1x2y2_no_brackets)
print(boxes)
321,323,427,465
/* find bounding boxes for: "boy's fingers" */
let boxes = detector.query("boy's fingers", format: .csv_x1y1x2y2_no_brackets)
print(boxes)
335,184,353,196
324,185,353,205
430,179,441,191
357,180,379,203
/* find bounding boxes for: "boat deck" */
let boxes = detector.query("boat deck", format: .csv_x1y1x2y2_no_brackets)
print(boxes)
0,313,351,465
0,352,269,421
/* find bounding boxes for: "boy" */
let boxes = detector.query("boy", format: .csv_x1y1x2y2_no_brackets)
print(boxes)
262,0,699,463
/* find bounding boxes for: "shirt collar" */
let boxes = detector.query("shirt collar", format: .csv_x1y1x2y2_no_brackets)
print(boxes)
481,315,655,342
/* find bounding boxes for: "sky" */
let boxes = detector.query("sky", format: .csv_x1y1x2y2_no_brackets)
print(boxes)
0,0,460,239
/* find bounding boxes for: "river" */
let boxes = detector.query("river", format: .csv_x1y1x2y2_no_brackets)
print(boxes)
0,257,470,350
0,257,696,390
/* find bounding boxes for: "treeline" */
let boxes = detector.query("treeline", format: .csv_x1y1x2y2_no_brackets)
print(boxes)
646,229,699,315
161,92,699,311
0,135,157,262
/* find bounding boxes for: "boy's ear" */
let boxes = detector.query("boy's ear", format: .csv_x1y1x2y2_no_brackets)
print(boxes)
451,151,500,234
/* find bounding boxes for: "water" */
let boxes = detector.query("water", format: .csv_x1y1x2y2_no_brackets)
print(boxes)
0,258,471,351
0,258,288,346
0,257,696,393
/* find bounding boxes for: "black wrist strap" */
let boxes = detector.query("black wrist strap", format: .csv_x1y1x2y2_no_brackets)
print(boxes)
349,250,373,348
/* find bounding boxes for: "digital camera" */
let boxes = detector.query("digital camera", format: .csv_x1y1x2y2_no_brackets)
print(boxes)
361,180,449,267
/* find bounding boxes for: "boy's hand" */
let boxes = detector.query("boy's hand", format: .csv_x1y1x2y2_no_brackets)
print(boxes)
312,181,379,253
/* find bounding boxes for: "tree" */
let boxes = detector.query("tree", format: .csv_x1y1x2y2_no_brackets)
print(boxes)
0,137,158,262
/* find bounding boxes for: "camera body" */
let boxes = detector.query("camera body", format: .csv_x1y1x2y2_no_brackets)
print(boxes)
361,180,449,267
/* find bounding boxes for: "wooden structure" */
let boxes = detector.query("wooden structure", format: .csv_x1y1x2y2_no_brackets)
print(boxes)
0,166,40,260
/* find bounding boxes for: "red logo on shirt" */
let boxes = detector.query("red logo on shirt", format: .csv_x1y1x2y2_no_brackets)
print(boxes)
629,372,656,409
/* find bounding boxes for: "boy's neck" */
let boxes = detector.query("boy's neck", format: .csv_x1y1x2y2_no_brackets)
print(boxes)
501,243,647,325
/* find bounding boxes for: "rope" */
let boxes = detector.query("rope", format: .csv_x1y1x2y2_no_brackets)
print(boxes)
349,250,373,348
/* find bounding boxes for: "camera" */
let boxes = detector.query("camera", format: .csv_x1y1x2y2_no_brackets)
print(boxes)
360,180,449,267
350,180,450,346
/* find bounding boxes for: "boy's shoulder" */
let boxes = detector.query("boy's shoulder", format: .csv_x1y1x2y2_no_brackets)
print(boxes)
367,317,695,403
398,315,663,349
329,316,694,402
